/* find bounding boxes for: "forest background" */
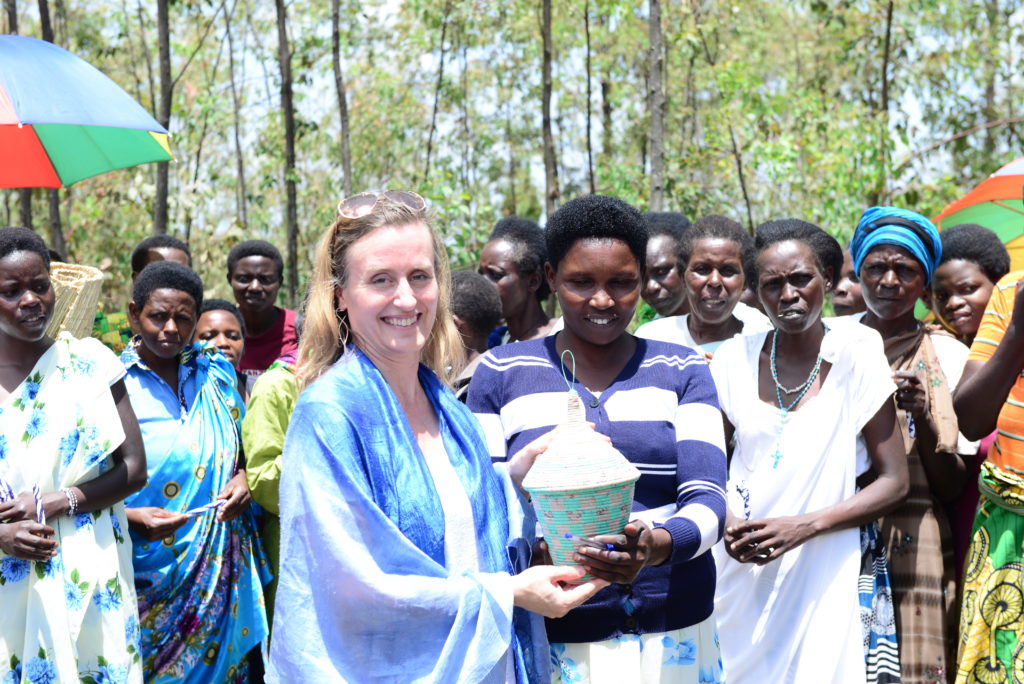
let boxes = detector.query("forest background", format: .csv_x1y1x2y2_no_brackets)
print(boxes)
2,0,1022,312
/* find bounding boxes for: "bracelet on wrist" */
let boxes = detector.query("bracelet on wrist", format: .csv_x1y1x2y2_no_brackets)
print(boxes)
61,487,78,517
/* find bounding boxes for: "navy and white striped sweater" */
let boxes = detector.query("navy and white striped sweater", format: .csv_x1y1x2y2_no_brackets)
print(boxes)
467,335,727,643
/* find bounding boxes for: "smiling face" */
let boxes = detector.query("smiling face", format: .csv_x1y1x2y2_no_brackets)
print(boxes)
478,238,536,320
931,258,995,341
832,248,865,316
194,309,245,367
229,255,282,316
335,222,439,365
642,234,685,316
129,288,198,361
684,237,746,327
0,251,54,344
859,244,927,322
547,238,641,348
757,240,828,334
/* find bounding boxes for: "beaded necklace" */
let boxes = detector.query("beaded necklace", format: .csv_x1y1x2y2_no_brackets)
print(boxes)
768,328,824,468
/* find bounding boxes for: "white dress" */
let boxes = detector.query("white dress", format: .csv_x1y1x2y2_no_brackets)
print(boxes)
636,302,772,354
709,321,896,683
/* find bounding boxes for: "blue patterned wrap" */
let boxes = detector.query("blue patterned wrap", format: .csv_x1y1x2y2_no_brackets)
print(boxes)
123,341,270,683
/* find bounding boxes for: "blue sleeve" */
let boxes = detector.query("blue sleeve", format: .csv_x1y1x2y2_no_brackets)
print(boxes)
657,360,728,564
465,352,509,462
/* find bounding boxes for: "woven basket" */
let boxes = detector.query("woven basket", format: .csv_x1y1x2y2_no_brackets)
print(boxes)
45,262,104,339
522,392,640,581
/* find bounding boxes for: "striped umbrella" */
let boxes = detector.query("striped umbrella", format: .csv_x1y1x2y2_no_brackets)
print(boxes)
0,35,171,188
934,158,1024,270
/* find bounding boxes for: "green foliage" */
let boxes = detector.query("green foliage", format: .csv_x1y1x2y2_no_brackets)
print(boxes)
2,0,1018,314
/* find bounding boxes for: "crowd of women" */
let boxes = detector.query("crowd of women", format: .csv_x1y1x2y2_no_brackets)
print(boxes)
0,188,1021,684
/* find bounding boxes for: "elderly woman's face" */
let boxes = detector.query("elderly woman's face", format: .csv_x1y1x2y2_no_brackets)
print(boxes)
335,222,439,364
859,244,926,322
757,240,827,334
684,237,746,327
130,288,198,360
0,251,54,344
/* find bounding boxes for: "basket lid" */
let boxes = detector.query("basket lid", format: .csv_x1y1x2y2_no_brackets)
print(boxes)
522,392,640,493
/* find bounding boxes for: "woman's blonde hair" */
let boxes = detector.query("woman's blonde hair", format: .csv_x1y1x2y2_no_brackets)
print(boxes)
298,198,464,390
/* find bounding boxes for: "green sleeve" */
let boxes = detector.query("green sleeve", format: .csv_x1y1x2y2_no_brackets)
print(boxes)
242,367,298,515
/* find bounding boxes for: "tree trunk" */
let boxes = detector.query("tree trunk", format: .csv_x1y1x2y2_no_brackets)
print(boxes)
37,0,67,257
225,0,248,229
506,102,517,214
871,0,894,205
728,125,755,235
541,0,559,216
274,0,299,308
583,0,595,194
331,0,353,196
459,36,471,190
154,0,171,234
423,0,452,183
647,0,665,210
3,0,14,32
982,0,999,156
4,0,33,231
136,0,156,112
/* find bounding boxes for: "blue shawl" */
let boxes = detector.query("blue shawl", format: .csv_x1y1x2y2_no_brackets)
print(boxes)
123,342,269,683
268,349,545,683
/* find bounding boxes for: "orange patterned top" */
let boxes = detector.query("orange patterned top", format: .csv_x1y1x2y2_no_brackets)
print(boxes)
969,271,1024,474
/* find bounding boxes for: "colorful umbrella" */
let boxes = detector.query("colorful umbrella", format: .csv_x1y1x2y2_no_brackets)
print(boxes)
0,35,171,188
934,158,1024,270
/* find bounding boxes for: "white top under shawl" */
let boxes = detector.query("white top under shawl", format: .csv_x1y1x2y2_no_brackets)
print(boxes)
422,440,518,683
421,440,480,575
635,302,772,354
709,321,896,683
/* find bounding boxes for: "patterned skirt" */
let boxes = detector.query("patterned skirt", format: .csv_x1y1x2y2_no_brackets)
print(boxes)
860,521,901,683
955,462,1024,684
550,615,724,684
881,444,956,684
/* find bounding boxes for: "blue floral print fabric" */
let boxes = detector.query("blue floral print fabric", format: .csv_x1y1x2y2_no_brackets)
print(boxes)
122,341,269,684
0,335,142,684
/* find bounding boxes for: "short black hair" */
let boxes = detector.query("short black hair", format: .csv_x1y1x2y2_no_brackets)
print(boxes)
451,270,503,337
487,217,550,301
132,261,204,312
754,219,843,292
131,235,192,274
680,215,757,287
227,240,284,278
0,227,50,269
545,195,648,272
199,297,247,337
643,212,691,244
939,223,1010,284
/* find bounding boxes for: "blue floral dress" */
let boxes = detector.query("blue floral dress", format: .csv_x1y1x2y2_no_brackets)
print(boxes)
122,341,269,684
0,334,143,684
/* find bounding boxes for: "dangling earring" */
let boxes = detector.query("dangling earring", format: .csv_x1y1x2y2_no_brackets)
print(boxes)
338,315,350,346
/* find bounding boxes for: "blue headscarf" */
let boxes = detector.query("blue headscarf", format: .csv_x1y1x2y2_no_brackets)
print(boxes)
850,206,942,284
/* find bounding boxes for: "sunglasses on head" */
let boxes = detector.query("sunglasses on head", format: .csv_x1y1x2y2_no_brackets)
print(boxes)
336,190,426,219
862,216,937,264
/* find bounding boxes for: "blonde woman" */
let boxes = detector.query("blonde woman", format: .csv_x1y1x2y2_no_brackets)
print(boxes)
267,191,605,683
